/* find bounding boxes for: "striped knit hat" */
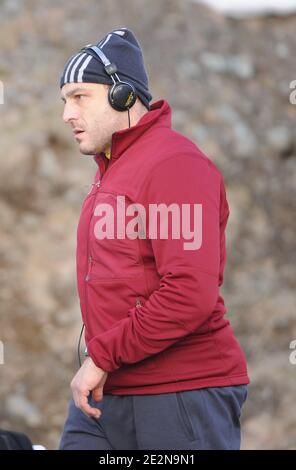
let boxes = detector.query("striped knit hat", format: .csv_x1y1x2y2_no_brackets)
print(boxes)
60,28,152,109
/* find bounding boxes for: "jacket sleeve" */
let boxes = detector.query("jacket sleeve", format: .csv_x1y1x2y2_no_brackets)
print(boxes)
88,152,223,372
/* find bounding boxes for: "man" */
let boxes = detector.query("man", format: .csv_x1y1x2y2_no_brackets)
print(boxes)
59,28,249,450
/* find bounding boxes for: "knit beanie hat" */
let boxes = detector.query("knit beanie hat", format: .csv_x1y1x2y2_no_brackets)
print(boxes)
60,28,152,109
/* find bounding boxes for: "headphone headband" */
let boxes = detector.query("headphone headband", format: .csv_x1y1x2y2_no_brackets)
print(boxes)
80,43,137,112
84,45,111,68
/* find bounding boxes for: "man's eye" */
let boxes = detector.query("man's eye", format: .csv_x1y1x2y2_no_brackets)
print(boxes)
74,94,84,100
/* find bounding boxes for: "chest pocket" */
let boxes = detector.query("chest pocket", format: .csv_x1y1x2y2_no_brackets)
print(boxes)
88,191,144,280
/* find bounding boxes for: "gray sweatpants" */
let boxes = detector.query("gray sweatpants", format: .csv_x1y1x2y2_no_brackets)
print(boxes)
59,385,248,450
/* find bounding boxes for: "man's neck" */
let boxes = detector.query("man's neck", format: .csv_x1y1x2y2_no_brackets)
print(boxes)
104,104,149,157
129,105,148,127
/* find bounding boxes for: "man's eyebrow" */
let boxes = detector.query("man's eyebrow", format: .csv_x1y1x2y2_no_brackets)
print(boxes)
61,87,90,101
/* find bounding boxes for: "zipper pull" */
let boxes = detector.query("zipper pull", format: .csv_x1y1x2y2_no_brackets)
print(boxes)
87,180,100,193
136,298,142,308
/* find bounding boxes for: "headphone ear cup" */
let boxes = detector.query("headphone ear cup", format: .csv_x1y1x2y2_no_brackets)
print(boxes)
108,82,137,111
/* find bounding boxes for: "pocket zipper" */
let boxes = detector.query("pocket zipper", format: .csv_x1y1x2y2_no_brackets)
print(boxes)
85,255,93,282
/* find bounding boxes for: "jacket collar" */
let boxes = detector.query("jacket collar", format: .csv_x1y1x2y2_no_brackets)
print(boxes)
94,99,171,168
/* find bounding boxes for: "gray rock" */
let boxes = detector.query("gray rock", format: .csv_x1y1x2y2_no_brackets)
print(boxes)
233,121,258,158
5,394,42,427
275,42,290,59
266,126,294,155
216,106,258,158
37,149,61,181
200,52,255,79
179,59,201,79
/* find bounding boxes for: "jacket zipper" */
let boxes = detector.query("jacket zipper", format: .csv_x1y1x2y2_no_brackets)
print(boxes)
84,180,101,324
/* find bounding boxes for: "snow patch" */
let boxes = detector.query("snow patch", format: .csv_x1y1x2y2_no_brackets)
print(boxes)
195,0,296,18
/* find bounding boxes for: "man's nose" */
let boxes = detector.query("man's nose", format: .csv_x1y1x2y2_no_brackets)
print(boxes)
62,103,79,124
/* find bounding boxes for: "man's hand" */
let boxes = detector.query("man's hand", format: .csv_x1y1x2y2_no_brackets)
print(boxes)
70,357,108,419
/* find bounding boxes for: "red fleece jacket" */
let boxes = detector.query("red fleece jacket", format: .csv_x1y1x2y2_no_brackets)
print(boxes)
76,99,249,395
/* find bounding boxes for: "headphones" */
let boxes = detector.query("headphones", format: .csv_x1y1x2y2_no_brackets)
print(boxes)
80,44,137,112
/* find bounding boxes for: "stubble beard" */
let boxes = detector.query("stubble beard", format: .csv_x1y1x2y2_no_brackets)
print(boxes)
79,113,124,156
78,129,111,156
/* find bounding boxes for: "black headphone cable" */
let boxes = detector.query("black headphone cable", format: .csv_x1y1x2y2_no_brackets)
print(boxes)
77,323,85,368
127,108,131,128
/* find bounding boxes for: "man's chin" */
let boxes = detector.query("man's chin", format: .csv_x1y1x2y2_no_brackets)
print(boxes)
78,145,97,156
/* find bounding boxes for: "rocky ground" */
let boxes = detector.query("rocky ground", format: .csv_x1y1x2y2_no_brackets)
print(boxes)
0,0,295,449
